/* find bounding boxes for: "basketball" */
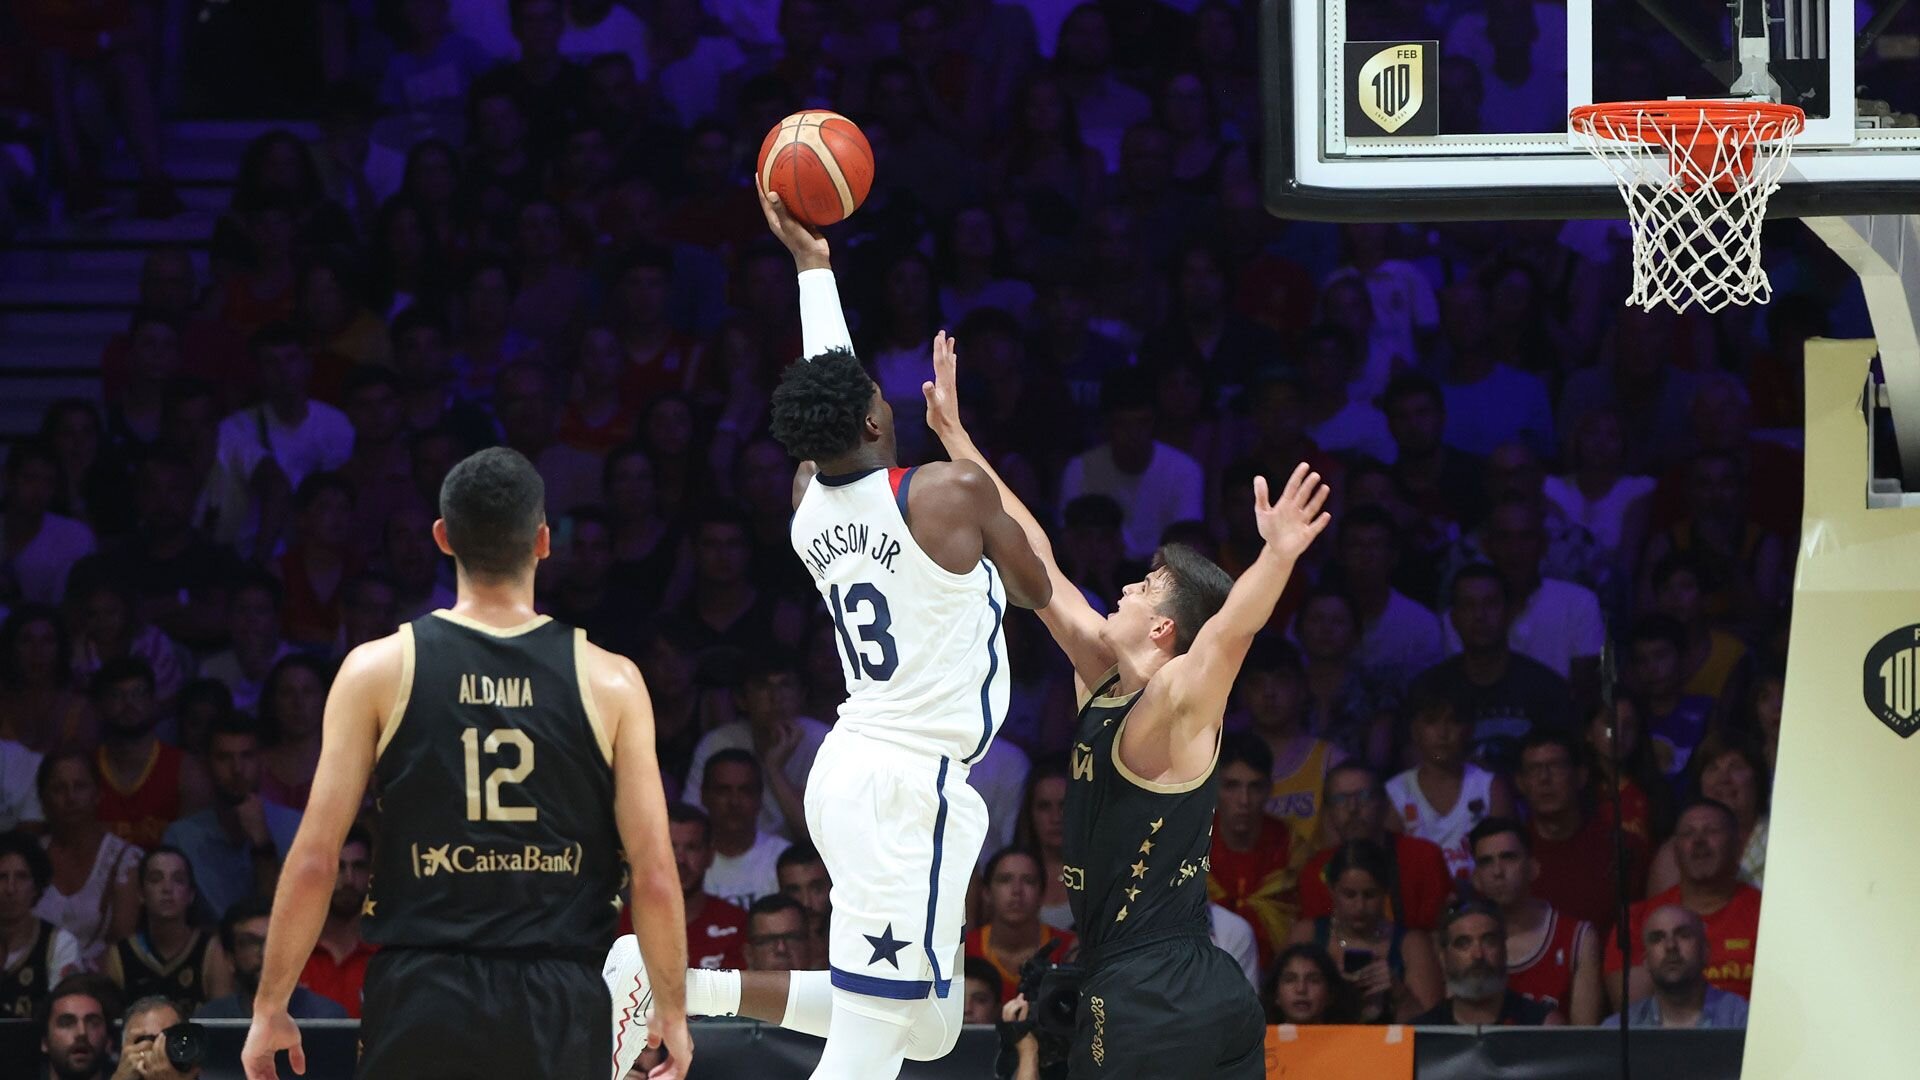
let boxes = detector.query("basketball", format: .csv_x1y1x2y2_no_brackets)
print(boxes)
756,110,874,227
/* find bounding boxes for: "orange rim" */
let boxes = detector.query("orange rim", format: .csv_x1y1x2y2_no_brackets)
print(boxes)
1570,100,1806,144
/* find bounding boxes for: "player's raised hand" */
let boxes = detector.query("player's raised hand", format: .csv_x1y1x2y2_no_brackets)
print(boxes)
241,1008,305,1079
756,185,830,272
1253,463,1331,561
922,330,962,436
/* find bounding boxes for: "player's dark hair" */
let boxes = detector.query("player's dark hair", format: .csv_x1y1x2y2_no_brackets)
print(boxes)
666,802,711,843
1325,839,1395,890
1438,896,1505,939
439,447,547,582
1219,731,1274,779
777,842,823,872
704,748,764,791
963,956,1004,1001
0,830,53,898
769,347,875,462
1467,816,1530,858
1449,563,1508,608
1150,543,1235,655
90,656,156,699
982,846,1043,883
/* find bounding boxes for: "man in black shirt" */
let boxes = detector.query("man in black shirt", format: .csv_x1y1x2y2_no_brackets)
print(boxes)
1412,564,1570,769
1413,900,1564,1026
241,448,690,1079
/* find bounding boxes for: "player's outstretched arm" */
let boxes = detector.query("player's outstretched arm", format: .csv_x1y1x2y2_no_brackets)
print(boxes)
594,643,693,1078
1161,466,1330,731
924,331,1114,683
241,635,392,1079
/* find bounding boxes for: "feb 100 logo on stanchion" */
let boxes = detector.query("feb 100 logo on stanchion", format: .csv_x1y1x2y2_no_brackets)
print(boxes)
1863,625,1920,738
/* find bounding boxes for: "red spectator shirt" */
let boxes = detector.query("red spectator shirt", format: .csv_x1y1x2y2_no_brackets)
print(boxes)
1206,816,1295,966
299,938,379,1018
1606,884,1762,999
964,925,1076,1004
95,743,187,850
1506,905,1592,1015
1296,833,1453,931
1528,814,1648,934
616,894,750,970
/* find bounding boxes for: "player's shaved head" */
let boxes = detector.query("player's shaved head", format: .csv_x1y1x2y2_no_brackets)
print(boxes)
769,347,881,463
438,447,546,582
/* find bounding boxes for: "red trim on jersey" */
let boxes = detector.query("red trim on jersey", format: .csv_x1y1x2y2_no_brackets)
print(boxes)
1507,905,1590,1011
888,466,910,495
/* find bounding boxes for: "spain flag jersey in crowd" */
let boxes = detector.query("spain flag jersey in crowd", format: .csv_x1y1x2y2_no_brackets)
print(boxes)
1607,884,1763,998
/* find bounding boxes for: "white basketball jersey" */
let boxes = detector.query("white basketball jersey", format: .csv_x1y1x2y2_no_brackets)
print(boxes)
790,466,1009,764
1385,764,1496,882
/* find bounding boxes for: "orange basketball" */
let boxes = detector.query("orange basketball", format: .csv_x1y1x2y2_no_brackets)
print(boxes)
756,110,874,227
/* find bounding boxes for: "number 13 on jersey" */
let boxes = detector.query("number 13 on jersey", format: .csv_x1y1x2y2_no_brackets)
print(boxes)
829,582,898,681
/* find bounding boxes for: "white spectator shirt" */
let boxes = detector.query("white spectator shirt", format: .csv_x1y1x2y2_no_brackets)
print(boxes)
1309,400,1397,464
702,831,788,912
560,5,651,76
1326,259,1439,401
1209,904,1260,986
1442,577,1605,679
1059,442,1205,562
1359,590,1448,681
683,717,831,841
211,401,355,549
0,739,44,831
0,512,94,606
1543,474,1657,557
657,37,749,126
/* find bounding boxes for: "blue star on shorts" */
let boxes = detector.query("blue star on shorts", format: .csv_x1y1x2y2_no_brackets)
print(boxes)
865,924,909,969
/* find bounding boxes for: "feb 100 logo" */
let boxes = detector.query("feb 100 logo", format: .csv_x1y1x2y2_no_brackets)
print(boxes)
1863,625,1920,738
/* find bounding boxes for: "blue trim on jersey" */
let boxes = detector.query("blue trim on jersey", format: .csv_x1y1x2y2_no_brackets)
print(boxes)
963,561,1004,765
922,756,953,999
831,967,932,1000
894,465,916,523
814,467,882,487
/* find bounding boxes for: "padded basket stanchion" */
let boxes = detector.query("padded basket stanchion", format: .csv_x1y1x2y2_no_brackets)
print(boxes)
1570,100,1806,313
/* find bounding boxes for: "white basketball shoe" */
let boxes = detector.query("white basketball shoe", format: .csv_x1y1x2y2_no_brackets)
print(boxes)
603,934,655,1080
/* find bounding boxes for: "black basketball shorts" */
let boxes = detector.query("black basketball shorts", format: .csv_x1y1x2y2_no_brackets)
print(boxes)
357,947,610,1080
1067,930,1267,1080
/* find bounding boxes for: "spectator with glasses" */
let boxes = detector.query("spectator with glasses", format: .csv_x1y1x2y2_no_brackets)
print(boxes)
743,894,811,973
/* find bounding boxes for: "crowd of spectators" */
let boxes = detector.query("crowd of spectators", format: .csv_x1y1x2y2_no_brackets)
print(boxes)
0,0,1844,1070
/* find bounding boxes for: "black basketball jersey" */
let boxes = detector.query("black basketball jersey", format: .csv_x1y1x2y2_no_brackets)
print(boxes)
2,921,55,1018
1062,672,1221,956
363,612,621,954
114,929,213,1005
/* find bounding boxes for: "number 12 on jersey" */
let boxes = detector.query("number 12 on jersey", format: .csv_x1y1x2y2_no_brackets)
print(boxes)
829,582,898,681
462,728,536,822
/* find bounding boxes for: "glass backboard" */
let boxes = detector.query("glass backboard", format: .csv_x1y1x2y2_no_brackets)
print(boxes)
1260,0,1920,219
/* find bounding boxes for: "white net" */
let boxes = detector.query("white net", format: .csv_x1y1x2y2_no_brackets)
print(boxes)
1571,102,1805,314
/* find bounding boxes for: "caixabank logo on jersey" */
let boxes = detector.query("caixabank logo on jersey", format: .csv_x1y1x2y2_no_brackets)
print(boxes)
410,841,585,878
1862,625,1920,737
1346,41,1439,137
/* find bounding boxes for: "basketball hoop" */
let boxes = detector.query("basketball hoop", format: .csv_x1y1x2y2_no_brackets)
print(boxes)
1570,100,1805,313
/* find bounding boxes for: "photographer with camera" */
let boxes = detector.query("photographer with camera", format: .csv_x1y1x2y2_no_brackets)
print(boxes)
996,941,1078,1080
111,996,203,1080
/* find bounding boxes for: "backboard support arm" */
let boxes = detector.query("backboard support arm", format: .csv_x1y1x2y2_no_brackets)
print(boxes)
1803,215,1920,486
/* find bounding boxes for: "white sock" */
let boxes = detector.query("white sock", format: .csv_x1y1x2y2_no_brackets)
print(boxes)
686,968,741,1018
781,969,835,1038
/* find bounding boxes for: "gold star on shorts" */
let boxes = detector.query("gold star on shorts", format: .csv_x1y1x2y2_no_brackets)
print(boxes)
1138,838,1154,855
1115,906,1129,922
1130,859,1148,879
1125,887,1141,902
1149,818,1164,834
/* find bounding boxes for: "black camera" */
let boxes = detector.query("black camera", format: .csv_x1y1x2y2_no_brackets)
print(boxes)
994,940,1080,1080
162,1022,206,1072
